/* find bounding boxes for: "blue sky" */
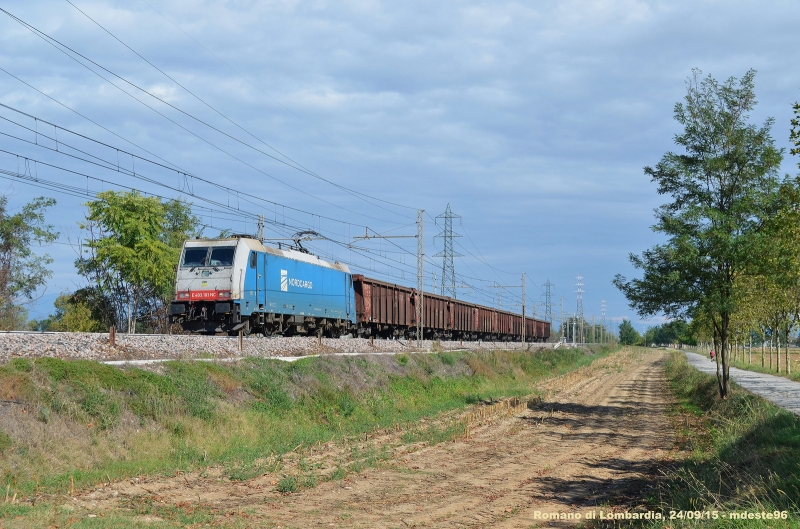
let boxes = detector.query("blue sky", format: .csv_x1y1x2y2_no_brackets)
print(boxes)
2,0,800,333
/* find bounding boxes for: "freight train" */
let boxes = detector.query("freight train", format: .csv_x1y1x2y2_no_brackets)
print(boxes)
169,236,550,341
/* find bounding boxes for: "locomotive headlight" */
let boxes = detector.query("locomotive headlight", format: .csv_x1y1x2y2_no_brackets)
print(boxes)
178,291,190,299
218,290,232,300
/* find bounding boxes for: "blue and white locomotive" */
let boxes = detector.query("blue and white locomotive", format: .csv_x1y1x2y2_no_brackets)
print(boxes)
169,236,356,336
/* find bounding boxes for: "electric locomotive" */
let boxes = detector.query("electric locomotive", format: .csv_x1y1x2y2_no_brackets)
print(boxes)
169,236,356,336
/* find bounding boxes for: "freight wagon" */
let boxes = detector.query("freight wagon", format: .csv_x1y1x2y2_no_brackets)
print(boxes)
352,275,550,341
171,237,551,342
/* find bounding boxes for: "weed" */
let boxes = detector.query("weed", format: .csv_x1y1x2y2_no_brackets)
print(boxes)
7,359,32,373
276,475,297,493
0,429,11,453
397,355,409,365
226,461,267,481
301,473,318,488
331,466,346,481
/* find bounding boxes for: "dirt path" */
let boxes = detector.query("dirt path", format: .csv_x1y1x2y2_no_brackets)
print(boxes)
67,348,675,528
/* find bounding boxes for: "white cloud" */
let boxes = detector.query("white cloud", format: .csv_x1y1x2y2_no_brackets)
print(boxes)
0,0,799,320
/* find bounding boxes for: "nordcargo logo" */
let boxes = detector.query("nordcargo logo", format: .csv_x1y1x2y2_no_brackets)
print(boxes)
280,269,313,291
289,278,313,289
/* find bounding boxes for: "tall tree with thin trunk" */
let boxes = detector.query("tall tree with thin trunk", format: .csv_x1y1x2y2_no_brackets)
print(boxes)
614,69,784,398
76,191,199,333
0,195,57,329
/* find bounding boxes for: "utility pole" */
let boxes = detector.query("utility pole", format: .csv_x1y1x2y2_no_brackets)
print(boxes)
601,299,606,344
522,273,526,343
560,296,564,342
575,275,584,344
572,316,576,347
592,315,595,344
417,210,424,342
348,216,423,340
434,204,462,299
489,277,526,341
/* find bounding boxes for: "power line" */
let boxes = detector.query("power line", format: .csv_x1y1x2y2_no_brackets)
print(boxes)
136,0,389,179
70,0,415,216
0,104,379,233
0,9,409,225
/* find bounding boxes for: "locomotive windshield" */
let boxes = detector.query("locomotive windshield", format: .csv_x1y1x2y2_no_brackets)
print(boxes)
180,246,236,267
182,247,209,267
209,247,235,267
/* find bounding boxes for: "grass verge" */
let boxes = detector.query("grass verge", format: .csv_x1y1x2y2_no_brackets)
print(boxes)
651,351,800,527
0,344,615,516
684,347,800,382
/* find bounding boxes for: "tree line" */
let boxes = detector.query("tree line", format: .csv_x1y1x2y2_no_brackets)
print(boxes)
1,191,199,334
614,69,800,398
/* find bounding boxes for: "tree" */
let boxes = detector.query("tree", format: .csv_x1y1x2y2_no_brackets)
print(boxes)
76,191,198,333
613,70,784,398
0,195,57,330
618,319,641,345
37,292,104,332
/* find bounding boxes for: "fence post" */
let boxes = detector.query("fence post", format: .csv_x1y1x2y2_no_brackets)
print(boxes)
238,329,243,352
109,325,116,346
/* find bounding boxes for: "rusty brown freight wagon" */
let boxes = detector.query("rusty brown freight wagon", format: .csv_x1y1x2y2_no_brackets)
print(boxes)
352,275,550,341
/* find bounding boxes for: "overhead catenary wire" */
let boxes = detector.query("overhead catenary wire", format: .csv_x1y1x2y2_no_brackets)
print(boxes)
0,105,378,232
135,0,404,201
65,0,416,217
0,7,412,225
0,148,430,289
3,152,516,308
2,133,519,308
0,14,534,312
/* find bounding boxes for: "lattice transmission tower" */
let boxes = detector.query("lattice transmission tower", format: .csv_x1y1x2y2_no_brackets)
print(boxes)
434,204,462,298
575,275,584,343
543,279,553,323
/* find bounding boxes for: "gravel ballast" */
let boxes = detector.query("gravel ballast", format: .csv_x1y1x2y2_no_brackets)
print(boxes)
0,331,555,363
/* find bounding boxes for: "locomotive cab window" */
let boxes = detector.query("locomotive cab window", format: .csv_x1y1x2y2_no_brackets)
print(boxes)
181,247,209,267
249,251,257,268
209,246,236,267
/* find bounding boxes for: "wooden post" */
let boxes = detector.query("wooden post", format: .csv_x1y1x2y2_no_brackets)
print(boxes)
318,332,322,347
109,325,116,346
369,335,374,347
238,329,243,352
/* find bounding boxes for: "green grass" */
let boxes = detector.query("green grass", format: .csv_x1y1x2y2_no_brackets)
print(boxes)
0,344,617,526
650,351,800,528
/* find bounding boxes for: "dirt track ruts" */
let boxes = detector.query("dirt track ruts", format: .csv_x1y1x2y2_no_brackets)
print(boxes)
67,347,674,528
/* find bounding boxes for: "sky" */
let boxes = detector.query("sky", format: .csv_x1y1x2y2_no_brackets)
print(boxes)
1,0,800,334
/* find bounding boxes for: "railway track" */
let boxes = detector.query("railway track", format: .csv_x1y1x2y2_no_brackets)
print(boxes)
0,330,555,364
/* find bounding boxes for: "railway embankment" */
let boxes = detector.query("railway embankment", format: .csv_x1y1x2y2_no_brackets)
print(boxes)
0,331,554,363
0,344,611,524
